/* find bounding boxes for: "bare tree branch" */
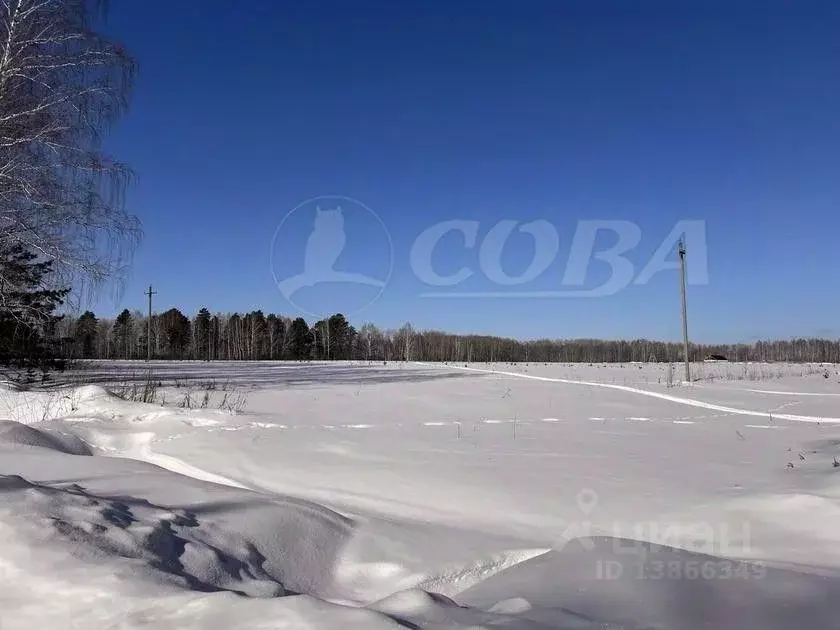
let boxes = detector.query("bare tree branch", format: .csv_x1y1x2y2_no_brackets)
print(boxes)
0,0,140,312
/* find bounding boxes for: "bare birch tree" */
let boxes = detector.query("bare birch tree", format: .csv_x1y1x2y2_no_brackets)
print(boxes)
396,322,414,361
0,0,140,310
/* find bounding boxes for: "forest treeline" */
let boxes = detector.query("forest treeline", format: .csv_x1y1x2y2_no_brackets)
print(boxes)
45,307,840,364
3,247,837,366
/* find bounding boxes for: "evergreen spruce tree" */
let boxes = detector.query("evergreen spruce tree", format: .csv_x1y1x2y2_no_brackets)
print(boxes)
160,308,191,359
288,317,312,360
73,311,99,358
328,313,354,360
195,308,211,361
0,243,69,366
112,309,134,359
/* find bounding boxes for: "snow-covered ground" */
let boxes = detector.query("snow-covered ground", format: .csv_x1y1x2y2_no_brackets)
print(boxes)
2,360,840,629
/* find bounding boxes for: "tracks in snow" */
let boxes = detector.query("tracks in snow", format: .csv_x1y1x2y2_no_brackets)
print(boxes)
417,363,840,423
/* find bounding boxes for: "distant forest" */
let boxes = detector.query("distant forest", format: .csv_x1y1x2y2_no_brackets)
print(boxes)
5,246,836,368
42,308,840,364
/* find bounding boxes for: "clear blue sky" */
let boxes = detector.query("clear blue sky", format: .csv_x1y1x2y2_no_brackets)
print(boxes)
94,0,840,343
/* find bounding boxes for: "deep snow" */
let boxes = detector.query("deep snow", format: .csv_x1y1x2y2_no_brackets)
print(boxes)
2,360,840,628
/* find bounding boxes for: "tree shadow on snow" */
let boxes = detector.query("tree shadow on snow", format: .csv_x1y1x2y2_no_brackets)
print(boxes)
48,362,476,390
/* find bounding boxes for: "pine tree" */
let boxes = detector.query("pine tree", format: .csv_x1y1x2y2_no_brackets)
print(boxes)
288,317,312,360
73,311,98,358
112,309,134,358
159,308,191,359
328,313,353,360
195,308,211,361
0,243,69,365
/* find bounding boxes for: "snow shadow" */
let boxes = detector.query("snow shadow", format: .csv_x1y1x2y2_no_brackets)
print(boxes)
0,421,93,455
457,536,840,629
0,475,290,597
54,362,474,390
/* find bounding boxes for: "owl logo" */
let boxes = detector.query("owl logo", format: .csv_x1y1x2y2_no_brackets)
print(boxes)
271,196,392,314
303,207,346,275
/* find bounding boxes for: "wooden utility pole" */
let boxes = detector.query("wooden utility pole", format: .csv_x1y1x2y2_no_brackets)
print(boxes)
678,239,690,382
145,285,156,362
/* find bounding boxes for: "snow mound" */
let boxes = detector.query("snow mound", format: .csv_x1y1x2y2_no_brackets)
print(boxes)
0,443,360,597
0,474,286,597
0,421,92,455
72,384,113,401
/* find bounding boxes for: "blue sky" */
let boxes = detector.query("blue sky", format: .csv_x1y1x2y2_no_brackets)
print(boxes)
93,0,840,343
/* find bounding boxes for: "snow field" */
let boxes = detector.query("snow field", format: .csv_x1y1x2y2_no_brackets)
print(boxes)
1,360,840,628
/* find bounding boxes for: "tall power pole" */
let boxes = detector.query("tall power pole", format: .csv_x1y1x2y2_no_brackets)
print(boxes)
145,285,156,362
678,239,690,382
